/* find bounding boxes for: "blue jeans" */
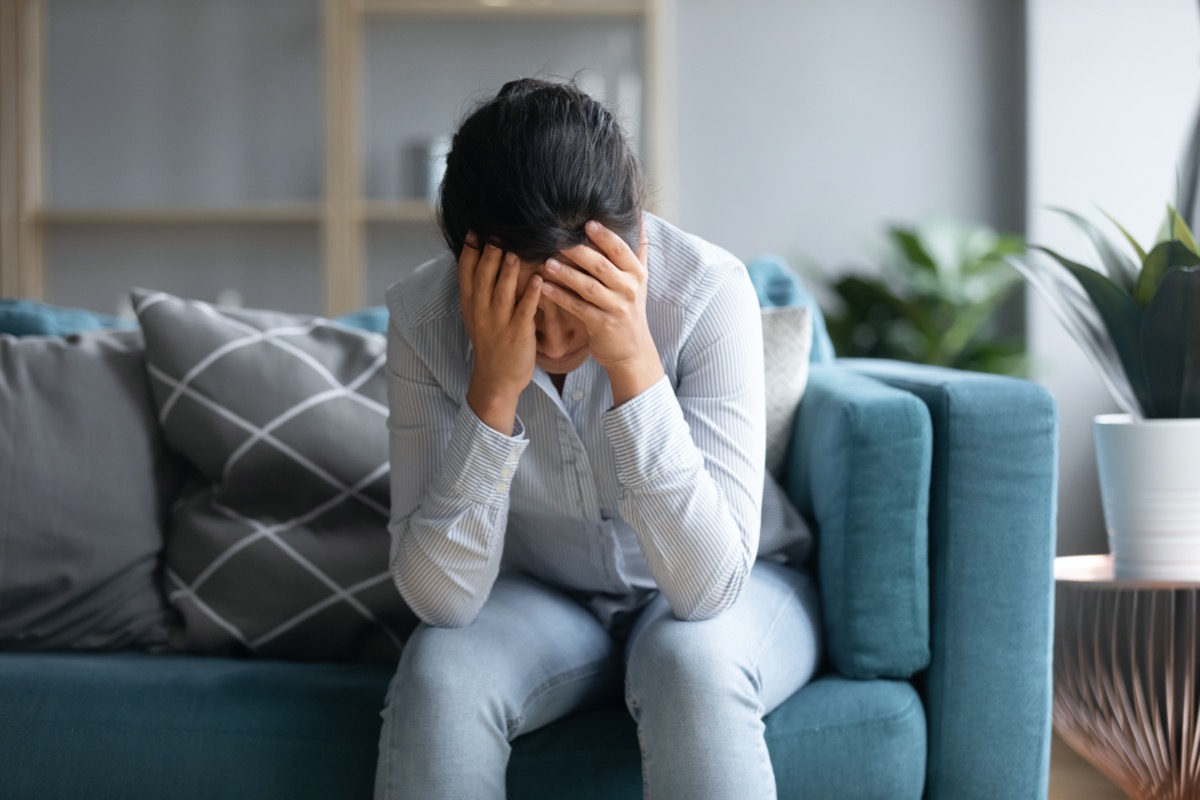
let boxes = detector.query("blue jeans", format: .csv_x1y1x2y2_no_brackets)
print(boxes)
374,560,821,800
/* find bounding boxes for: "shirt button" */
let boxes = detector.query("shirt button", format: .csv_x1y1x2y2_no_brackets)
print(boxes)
570,388,584,401
500,467,513,479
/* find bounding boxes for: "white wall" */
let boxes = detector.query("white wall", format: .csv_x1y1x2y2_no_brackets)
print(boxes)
672,0,1026,272
1027,0,1200,555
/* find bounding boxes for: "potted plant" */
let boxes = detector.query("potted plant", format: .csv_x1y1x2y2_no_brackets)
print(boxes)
1012,205,1200,580
820,220,1027,376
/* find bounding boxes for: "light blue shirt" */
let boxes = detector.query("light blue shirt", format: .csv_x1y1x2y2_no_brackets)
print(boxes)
385,213,811,628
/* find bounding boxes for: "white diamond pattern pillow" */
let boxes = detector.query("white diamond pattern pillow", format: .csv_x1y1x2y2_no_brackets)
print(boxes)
762,305,812,479
132,289,415,660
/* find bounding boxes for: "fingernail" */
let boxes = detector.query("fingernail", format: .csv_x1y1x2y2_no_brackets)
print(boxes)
506,252,517,266
531,275,542,287
541,281,556,293
546,258,562,271
586,220,600,233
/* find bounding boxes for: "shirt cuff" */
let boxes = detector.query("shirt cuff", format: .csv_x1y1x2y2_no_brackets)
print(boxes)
603,375,701,489
434,401,529,505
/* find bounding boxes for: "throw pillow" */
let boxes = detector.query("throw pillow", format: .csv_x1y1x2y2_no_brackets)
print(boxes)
132,289,416,661
334,307,389,334
747,254,836,363
0,329,183,650
762,305,812,479
0,298,135,337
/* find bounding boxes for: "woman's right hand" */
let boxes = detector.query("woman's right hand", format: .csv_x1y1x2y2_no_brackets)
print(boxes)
459,236,543,434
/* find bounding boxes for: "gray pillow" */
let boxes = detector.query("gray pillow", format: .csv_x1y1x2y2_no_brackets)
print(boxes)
131,289,416,661
762,305,812,478
0,329,183,650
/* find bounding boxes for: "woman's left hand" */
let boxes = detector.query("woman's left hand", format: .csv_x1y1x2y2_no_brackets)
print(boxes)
539,219,664,403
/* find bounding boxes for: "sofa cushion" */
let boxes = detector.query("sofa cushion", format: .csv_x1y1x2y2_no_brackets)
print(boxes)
0,330,183,650
787,365,932,679
0,299,135,337
0,652,926,800
334,306,389,334
131,289,416,661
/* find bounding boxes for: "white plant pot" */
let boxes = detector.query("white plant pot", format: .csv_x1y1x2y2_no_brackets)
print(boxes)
1094,414,1200,581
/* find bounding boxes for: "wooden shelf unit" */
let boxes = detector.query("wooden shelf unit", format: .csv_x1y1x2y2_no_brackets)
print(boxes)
359,0,646,17
0,0,675,316
35,206,325,225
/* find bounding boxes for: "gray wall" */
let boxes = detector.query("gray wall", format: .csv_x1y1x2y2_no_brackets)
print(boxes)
672,0,1026,276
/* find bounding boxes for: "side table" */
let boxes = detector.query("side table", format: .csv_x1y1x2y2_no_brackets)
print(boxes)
1054,554,1200,800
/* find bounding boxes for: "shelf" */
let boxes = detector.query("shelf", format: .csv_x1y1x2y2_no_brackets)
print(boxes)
360,200,437,223
35,205,323,225
359,0,645,18
3,0,664,317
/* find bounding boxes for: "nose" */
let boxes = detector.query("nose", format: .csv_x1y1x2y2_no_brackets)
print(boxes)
536,304,578,358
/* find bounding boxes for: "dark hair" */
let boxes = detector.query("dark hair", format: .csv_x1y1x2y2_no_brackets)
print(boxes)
438,77,645,263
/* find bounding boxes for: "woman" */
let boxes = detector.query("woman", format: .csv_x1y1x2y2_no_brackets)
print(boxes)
376,77,820,800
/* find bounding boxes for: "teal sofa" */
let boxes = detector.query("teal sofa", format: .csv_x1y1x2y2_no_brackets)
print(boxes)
0,270,1058,799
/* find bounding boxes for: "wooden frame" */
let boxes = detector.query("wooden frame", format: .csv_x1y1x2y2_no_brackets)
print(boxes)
0,0,44,301
2,0,671,316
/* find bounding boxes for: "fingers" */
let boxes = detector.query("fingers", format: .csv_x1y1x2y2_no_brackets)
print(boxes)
555,244,614,288
544,256,620,310
516,274,543,322
457,232,481,310
584,219,644,273
473,242,504,305
539,278,602,326
494,251,520,310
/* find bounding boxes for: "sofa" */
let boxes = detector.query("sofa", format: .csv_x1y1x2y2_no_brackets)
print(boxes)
0,261,1058,799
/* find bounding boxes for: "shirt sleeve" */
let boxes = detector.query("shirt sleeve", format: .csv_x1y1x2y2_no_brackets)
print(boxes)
385,323,528,627
603,264,766,621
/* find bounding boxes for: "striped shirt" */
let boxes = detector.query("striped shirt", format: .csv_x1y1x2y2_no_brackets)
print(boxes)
384,213,812,628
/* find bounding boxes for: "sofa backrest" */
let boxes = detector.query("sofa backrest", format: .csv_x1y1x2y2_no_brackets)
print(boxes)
745,254,836,363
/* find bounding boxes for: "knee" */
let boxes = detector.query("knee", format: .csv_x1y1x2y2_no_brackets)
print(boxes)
625,619,757,714
386,626,510,728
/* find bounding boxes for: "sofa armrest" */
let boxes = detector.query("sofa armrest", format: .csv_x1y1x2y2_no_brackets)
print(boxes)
784,364,932,680
844,359,1058,800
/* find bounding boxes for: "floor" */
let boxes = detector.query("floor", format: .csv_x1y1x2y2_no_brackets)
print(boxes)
1048,733,1127,800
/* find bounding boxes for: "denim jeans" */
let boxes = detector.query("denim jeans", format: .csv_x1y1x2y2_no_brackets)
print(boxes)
374,559,821,800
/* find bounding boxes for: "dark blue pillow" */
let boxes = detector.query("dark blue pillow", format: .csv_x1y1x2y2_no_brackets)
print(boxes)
0,299,135,338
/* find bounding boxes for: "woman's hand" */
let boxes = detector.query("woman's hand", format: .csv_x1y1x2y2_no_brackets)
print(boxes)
539,220,664,405
459,236,543,434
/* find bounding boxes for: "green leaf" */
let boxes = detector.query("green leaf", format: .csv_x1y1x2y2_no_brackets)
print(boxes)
1099,207,1147,262
1037,246,1152,415
1134,241,1200,307
1140,267,1200,417
887,228,936,274
940,283,1020,363
1156,206,1173,246
828,276,908,358
1169,203,1200,255
954,338,1028,377
1050,206,1138,293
